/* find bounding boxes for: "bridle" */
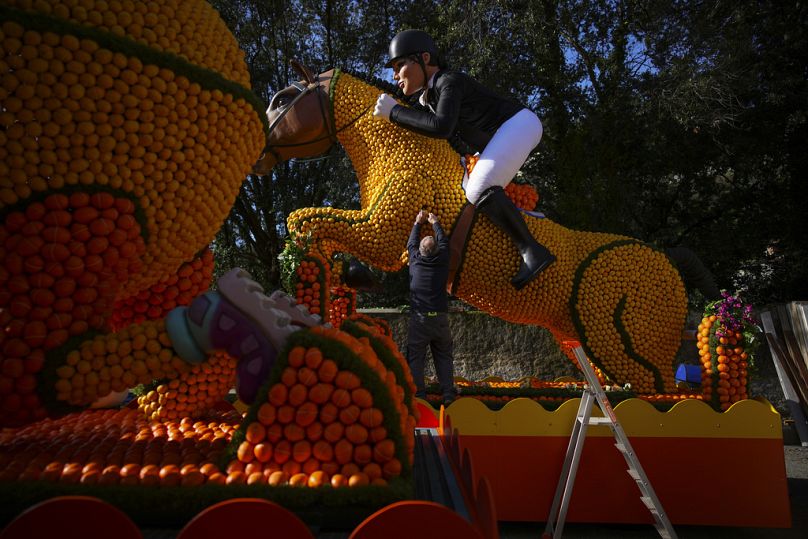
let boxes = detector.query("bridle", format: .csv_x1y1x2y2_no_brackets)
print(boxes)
263,73,374,163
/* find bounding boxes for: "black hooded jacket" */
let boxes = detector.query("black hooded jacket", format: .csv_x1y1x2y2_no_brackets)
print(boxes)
407,222,450,313
389,69,524,154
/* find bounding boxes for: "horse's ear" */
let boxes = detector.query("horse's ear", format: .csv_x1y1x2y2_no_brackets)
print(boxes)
290,59,316,84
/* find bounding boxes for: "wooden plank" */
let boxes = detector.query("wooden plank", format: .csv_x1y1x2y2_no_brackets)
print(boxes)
761,310,808,446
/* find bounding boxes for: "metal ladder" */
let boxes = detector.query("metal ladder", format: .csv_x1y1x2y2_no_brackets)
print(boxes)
543,346,677,539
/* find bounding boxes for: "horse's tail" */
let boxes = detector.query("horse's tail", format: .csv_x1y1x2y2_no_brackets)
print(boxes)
665,247,721,301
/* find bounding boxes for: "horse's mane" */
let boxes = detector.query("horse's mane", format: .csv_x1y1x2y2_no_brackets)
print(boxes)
339,69,472,156
340,69,420,107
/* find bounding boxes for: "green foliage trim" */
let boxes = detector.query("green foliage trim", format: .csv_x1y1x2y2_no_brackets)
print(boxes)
278,230,312,295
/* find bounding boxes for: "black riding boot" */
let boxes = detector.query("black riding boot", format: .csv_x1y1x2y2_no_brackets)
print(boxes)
476,186,555,290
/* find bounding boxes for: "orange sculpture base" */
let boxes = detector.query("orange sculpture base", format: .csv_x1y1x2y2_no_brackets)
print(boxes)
434,397,791,528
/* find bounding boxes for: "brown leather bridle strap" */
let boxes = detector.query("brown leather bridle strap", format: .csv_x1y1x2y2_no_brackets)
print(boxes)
264,76,373,155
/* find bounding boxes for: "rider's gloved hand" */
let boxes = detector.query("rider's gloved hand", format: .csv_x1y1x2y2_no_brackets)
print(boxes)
373,93,397,121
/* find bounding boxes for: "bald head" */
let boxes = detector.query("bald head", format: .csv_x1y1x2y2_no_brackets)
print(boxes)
419,236,437,257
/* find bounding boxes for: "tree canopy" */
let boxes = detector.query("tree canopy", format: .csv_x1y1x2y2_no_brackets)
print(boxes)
208,0,808,308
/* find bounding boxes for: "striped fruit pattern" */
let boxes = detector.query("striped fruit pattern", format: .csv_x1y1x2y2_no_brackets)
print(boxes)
0,1,265,425
226,322,417,487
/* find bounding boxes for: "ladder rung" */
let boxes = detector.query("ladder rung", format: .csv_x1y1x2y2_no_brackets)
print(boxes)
587,416,613,425
627,468,641,481
640,496,656,510
614,442,630,454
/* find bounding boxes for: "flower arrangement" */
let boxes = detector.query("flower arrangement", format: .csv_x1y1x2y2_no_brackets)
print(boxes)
697,291,762,410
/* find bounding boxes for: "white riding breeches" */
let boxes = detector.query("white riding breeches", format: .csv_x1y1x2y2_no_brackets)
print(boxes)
462,108,543,204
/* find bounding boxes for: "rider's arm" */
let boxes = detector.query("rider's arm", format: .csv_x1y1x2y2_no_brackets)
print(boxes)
390,72,463,139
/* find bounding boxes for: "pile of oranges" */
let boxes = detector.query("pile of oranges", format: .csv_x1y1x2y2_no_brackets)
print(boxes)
54,319,184,407
329,286,356,328
111,249,214,330
0,407,240,486
697,315,749,410
227,323,416,488
136,351,236,422
1,192,146,423
293,255,330,319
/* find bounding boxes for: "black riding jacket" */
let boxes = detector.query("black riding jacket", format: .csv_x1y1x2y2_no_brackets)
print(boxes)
389,69,524,154
407,222,450,313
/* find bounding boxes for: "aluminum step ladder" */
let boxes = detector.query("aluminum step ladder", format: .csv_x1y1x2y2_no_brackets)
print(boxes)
543,346,677,539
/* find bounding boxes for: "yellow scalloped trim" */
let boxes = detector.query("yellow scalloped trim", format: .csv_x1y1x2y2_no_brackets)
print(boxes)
444,397,782,439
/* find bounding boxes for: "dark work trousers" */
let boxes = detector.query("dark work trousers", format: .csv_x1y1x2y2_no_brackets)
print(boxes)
407,312,456,402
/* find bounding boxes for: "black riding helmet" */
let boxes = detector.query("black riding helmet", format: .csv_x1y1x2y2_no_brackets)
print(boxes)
386,29,440,67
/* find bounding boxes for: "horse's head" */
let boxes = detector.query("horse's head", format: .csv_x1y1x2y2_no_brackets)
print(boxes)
253,60,335,174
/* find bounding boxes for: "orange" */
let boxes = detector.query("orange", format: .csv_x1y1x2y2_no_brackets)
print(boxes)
246,471,265,485
274,440,291,464
245,422,266,444
354,444,372,465
334,439,353,465
295,402,318,427
276,405,295,424
308,383,334,404
319,403,339,424
317,360,338,383
293,440,312,463
289,473,309,487
345,424,368,444
283,461,302,477
237,441,255,463
382,458,402,479
331,473,348,487
339,405,360,425
256,403,276,426
281,367,298,387
306,422,324,442
331,388,351,408
268,384,288,406
268,470,289,486
297,367,317,387
363,462,382,480
308,470,329,487
304,348,323,369
225,471,247,485
324,422,344,443
287,346,306,367
348,472,369,487
360,408,384,428
254,443,273,463
373,439,395,463
335,371,360,390
313,440,334,462
288,383,308,406
351,388,373,408
283,423,305,442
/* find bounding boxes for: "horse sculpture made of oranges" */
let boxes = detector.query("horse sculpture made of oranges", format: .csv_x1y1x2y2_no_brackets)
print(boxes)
255,63,692,395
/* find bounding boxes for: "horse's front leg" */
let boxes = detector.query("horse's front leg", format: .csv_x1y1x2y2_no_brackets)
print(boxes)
287,172,433,272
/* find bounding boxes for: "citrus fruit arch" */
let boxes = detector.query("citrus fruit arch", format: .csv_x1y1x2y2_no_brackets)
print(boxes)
0,0,758,528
